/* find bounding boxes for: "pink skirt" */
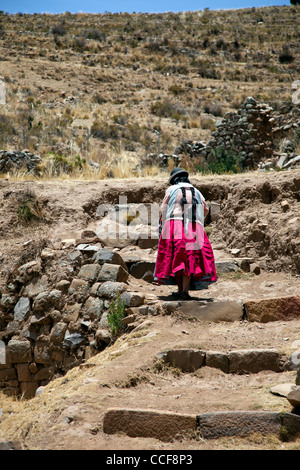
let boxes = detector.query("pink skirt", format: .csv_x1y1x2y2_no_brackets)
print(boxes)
154,219,217,289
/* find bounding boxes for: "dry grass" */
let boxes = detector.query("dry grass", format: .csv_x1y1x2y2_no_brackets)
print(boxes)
0,6,299,180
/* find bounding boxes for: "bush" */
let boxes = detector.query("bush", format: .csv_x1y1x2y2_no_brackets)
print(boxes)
51,24,66,36
108,293,126,337
83,28,106,41
202,147,242,174
17,190,44,223
279,45,294,64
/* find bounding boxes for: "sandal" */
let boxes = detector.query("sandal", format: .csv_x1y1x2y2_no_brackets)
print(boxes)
171,291,182,298
180,291,192,300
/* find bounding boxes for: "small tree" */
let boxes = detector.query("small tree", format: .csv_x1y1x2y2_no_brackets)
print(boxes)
290,0,300,4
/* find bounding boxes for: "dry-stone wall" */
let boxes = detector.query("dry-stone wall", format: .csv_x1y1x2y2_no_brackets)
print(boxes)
203,97,274,169
0,239,152,398
0,150,42,174
170,98,300,172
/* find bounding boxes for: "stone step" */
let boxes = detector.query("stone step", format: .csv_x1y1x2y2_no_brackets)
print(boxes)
162,296,300,324
244,296,300,322
162,299,244,322
103,408,300,442
156,348,284,374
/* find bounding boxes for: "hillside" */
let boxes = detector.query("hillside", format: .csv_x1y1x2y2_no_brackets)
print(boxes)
0,6,300,177
0,6,300,452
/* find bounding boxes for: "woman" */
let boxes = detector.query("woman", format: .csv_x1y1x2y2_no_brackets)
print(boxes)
154,167,217,300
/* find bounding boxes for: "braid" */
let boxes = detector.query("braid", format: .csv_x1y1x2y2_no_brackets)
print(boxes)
178,185,200,224
191,187,198,223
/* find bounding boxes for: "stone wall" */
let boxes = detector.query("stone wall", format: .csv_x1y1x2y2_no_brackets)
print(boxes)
0,150,42,174
0,240,152,398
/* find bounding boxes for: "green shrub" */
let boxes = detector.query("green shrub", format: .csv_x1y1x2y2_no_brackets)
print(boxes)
108,293,126,338
17,190,44,223
201,147,242,174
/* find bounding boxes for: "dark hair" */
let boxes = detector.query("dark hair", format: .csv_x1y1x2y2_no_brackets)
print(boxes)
173,175,190,185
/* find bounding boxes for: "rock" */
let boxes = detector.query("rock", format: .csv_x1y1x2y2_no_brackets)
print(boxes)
277,154,288,168
30,312,51,325
244,296,300,323
49,310,62,322
7,340,32,363
50,322,68,344
40,249,56,260
283,155,300,169
83,297,104,320
0,440,23,450
98,263,129,283
270,383,295,397
0,150,42,174
129,261,156,280
286,386,300,408
209,201,221,222
0,294,15,310
68,279,90,300
196,411,281,439
231,249,241,256
92,248,127,271
81,230,97,239
95,328,112,345
35,386,45,397
177,300,243,322
67,251,82,263
280,200,290,212
0,368,17,381
56,280,71,292
16,363,33,382
16,260,41,284
63,331,85,350
76,244,101,255
215,260,239,273
32,290,62,313
97,281,127,299
283,349,300,371
103,408,195,442
63,303,81,323
23,275,49,298
228,349,282,374
157,349,205,372
13,297,31,321
20,381,39,399
78,264,101,282
34,339,52,364
236,258,254,272
120,292,145,307
249,263,261,275
206,351,229,373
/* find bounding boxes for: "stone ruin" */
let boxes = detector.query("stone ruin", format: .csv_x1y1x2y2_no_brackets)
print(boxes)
202,97,274,169
141,97,300,172
0,233,160,399
0,150,42,174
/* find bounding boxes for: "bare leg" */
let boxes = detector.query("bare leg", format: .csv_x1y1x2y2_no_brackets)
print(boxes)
182,275,191,294
175,272,183,293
